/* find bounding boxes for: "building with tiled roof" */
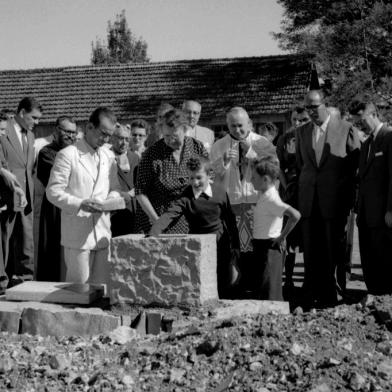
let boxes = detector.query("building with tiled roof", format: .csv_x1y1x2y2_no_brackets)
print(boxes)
0,54,318,137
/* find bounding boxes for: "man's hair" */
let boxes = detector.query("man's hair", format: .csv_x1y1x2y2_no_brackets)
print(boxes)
0,111,8,122
1,109,14,119
17,97,43,114
186,156,213,174
226,106,249,120
88,107,116,128
252,155,280,180
130,119,150,134
283,130,295,146
182,100,201,110
113,123,130,136
157,102,175,116
348,98,377,116
257,122,279,138
55,115,76,128
292,104,306,114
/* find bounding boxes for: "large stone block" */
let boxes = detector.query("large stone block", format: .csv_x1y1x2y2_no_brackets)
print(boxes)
109,234,218,306
21,303,120,337
0,301,23,333
5,282,104,305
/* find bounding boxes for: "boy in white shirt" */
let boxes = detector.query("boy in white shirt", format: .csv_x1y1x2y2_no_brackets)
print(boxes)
251,156,301,301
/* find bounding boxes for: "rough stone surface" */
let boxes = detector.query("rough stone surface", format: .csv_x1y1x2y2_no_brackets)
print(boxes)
14,302,120,337
212,300,290,320
109,234,218,306
0,301,22,333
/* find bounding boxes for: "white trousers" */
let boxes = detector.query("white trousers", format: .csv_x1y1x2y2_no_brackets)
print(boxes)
63,247,109,285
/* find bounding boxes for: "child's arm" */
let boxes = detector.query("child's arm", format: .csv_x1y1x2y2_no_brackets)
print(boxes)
149,197,187,236
272,206,301,249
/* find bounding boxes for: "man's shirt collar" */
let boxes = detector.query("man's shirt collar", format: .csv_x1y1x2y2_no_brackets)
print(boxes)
193,183,213,199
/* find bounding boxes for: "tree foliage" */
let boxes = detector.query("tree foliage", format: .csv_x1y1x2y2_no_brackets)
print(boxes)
274,0,392,114
91,10,149,65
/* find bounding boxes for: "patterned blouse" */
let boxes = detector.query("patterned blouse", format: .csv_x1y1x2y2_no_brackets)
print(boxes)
135,136,208,233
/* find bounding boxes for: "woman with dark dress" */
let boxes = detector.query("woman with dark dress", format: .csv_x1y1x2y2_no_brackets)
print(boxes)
135,109,208,234
36,116,78,281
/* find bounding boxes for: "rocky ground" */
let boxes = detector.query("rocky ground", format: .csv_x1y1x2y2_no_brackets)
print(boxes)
0,295,392,392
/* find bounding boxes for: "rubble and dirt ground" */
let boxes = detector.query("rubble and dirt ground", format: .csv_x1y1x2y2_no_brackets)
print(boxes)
0,296,392,391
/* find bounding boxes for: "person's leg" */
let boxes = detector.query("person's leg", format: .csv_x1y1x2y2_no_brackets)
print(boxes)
260,244,284,301
358,222,376,293
63,247,90,283
13,210,34,280
369,227,392,295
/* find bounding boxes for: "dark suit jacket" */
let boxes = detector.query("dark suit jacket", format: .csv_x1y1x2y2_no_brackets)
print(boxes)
296,115,360,219
0,119,35,211
116,150,139,193
358,124,392,227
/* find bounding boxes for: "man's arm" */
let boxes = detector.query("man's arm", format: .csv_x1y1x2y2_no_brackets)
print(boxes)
46,149,84,214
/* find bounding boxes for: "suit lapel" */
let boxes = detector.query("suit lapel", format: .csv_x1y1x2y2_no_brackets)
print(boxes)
6,120,25,165
77,140,98,181
361,126,387,177
117,165,132,190
303,123,317,168
318,117,337,168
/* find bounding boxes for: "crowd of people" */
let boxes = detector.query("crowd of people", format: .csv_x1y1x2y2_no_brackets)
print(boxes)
0,92,391,309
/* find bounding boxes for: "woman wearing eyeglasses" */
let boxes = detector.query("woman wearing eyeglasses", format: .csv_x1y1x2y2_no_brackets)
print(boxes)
135,109,208,234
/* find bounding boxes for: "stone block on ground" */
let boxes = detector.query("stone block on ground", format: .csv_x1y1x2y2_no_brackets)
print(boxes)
109,234,218,306
146,312,161,335
0,301,23,333
5,281,104,305
20,303,120,337
212,300,290,320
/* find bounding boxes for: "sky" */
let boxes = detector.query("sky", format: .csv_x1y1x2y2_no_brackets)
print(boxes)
0,0,284,70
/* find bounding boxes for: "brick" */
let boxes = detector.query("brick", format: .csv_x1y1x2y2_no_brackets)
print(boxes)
146,313,161,335
109,234,218,306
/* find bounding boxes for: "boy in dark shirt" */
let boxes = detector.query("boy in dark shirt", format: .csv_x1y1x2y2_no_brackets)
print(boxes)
150,156,240,298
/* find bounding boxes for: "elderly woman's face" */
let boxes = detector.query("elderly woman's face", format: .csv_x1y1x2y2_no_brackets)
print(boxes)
162,123,185,150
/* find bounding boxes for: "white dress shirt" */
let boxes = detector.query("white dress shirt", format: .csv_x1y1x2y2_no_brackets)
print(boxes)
185,125,215,153
312,115,330,165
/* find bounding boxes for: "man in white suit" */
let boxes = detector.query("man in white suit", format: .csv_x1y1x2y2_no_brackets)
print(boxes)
46,107,122,284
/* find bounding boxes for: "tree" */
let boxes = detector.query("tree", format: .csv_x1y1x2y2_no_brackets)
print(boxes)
91,10,149,65
274,0,392,115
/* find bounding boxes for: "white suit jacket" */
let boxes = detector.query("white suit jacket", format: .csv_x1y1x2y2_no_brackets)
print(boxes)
210,132,274,205
46,139,121,250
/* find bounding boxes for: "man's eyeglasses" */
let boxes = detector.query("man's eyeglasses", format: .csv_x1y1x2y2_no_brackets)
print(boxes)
57,126,77,136
305,103,322,111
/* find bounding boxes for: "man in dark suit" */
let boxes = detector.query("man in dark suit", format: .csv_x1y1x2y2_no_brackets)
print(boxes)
348,99,392,295
296,90,360,307
0,97,42,286
110,124,139,236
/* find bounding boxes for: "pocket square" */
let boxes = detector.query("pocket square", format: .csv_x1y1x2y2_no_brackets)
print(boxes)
375,152,383,157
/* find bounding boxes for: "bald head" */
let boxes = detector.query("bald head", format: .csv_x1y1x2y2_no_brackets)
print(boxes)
304,90,329,125
226,107,251,140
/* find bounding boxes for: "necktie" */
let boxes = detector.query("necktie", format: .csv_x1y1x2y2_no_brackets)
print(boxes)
21,129,28,157
366,133,374,162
